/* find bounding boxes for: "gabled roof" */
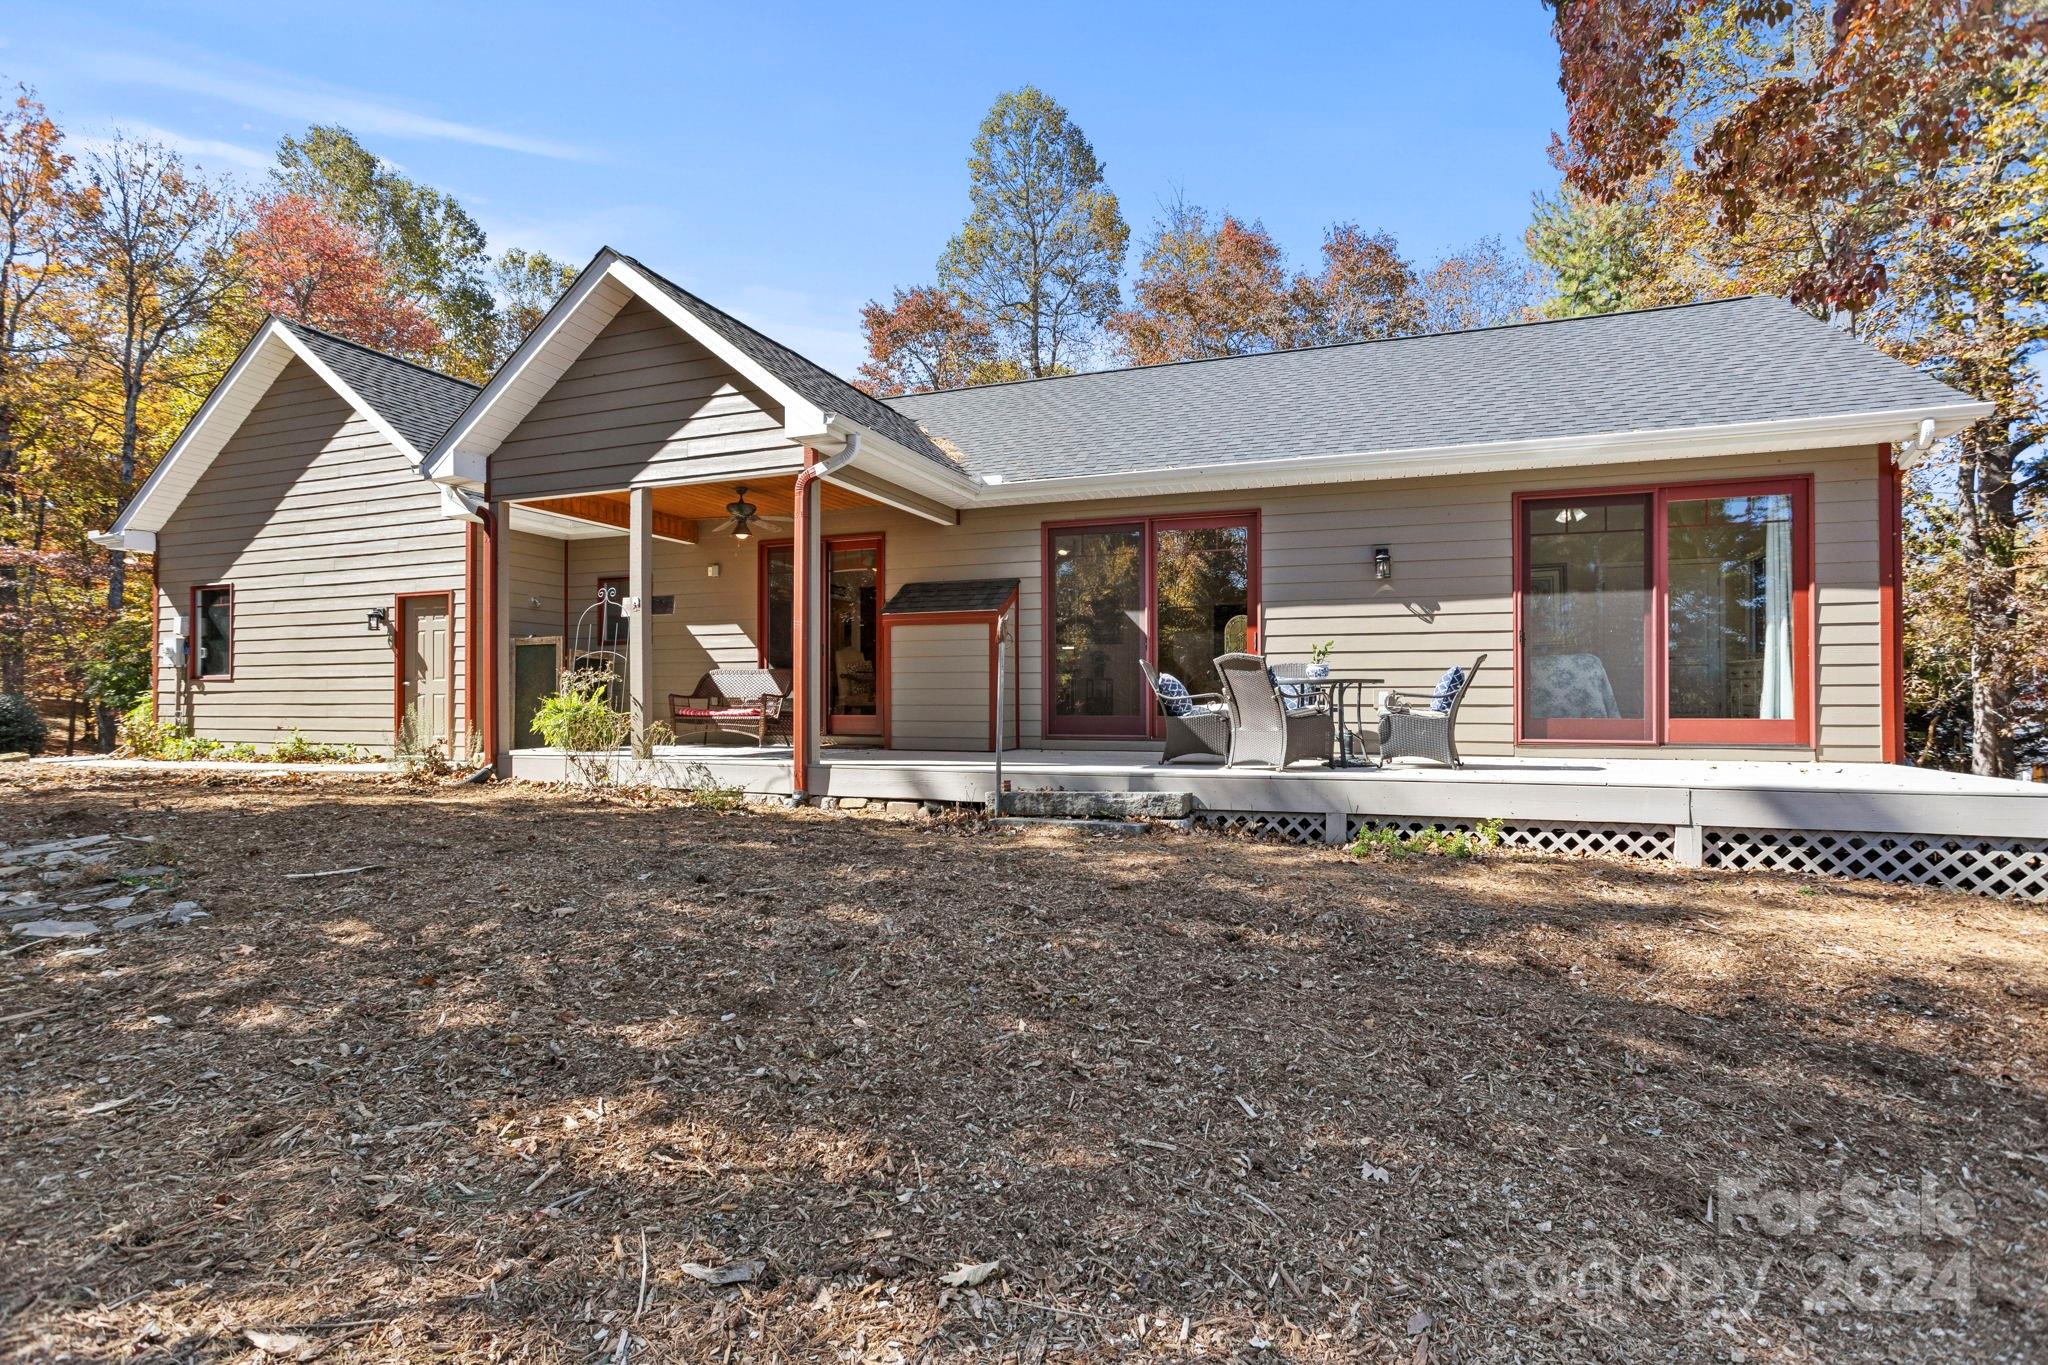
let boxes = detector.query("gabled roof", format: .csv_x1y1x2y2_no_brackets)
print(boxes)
99,318,478,545
278,320,479,459
614,254,955,474
886,295,1990,498
427,248,974,510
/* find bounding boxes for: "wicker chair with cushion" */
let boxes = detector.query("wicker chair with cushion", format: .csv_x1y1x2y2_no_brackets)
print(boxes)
1215,652,1335,769
1377,654,1486,768
670,667,792,746
1139,659,1230,764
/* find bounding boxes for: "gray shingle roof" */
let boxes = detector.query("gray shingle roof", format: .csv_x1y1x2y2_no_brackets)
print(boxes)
613,253,960,476
883,578,1020,616
281,320,478,459
884,296,1981,484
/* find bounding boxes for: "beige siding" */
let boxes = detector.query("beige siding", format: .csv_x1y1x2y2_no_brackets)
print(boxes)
489,298,802,501
153,359,470,754
561,533,762,703
888,623,991,751
505,529,566,640
484,299,1888,763
830,444,1885,762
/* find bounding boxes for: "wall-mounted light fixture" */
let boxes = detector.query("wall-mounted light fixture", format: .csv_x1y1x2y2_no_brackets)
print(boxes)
367,606,392,634
1373,545,1392,581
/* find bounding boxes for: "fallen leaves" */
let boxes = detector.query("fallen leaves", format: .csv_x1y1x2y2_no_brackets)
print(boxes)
938,1260,1000,1288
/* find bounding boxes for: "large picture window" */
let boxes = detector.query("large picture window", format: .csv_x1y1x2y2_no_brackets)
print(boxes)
192,584,233,680
1045,514,1258,738
1517,478,1809,746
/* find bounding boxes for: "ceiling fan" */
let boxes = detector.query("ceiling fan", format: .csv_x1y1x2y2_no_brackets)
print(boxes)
706,484,793,541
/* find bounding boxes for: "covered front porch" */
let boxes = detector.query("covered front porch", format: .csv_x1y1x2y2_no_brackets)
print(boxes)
493,456,1006,779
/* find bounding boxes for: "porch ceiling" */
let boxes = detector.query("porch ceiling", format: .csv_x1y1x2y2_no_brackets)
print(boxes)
528,479,875,523
519,479,879,542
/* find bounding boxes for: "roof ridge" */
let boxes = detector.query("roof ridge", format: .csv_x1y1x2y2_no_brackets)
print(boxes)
276,316,481,390
885,293,1775,402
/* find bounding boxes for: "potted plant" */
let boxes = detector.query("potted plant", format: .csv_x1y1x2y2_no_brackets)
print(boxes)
1305,640,1335,680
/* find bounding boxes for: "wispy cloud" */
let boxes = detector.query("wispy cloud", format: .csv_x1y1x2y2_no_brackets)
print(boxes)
76,48,594,162
76,121,273,174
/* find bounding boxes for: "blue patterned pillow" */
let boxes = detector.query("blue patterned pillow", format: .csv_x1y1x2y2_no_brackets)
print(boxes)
1153,672,1195,717
1429,665,1467,712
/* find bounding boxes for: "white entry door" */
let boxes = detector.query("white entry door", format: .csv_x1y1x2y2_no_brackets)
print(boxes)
402,596,451,749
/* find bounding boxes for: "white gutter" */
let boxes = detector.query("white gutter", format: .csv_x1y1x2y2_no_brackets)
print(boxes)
1893,417,1943,470
963,400,1995,506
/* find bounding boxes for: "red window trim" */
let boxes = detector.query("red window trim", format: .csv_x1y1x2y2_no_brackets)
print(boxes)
1511,474,1815,749
757,533,889,737
189,583,234,681
391,591,454,744
1041,511,1263,741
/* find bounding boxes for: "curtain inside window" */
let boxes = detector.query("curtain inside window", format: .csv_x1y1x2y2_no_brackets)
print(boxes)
1758,515,1793,720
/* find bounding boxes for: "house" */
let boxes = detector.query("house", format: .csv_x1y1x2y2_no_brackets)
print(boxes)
96,247,2048,897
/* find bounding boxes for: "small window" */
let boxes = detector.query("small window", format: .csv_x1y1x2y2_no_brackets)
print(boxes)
193,585,233,680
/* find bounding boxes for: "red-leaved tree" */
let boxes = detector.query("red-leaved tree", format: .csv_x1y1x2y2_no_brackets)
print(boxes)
241,193,439,357
857,286,1019,396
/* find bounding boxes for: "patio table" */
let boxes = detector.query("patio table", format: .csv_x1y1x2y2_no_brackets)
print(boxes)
1270,668,1384,768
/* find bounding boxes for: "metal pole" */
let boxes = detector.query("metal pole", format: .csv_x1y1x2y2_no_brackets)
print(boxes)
992,609,1007,816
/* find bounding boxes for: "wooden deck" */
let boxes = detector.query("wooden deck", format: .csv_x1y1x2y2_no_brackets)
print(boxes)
504,745,2047,895
509,745,2047,839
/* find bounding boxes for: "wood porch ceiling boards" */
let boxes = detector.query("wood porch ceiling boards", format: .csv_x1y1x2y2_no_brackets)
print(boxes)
522,480,877,538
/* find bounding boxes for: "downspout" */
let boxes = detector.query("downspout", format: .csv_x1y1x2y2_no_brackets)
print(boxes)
789,427,863,802
472,501,500,778
1881,419,1937,765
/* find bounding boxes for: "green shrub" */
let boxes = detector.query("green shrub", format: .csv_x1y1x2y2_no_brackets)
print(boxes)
161,731,221,761
270,730,357,764
84,617,151,717
1349,818,1503,861
219,742,262,762
533,673,631,753
0,694,47,755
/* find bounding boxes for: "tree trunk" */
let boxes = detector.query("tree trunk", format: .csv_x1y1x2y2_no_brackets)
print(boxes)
0,407,21,695
1957,422,2018,779
96,378,144,751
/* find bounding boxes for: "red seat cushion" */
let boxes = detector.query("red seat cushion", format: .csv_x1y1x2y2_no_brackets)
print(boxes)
671,705,765,720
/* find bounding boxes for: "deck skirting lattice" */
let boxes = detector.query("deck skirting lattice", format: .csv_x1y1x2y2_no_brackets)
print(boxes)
1346,817,1678,861
1703,827,2048,900
1194,810,1330,845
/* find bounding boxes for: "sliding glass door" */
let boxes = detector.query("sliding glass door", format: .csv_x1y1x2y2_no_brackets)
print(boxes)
1046,515,1259,739
760,535,885,736
1518,480,1808,746
1154,518,1254,697
1664,489,1801,744
1048,524,1146,735
1520,495,1653,741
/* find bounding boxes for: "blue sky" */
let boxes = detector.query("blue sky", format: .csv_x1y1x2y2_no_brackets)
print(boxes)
7,2,1567,376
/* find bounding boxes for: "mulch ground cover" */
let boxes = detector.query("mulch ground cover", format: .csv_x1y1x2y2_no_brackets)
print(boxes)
0,768,2042,1363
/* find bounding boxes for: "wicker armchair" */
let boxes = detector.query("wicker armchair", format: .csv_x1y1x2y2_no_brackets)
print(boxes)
1138,660,1230,764
670,667,792,746
1215,653,1335,769
1377,654,1486,768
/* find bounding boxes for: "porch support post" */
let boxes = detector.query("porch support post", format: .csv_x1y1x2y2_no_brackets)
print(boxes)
628,486,655,759
490,500,511,773
791,449,822,798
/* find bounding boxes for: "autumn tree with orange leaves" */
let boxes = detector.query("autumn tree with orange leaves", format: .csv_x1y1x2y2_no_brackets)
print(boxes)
858,286,1021,395
241,193,440,357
